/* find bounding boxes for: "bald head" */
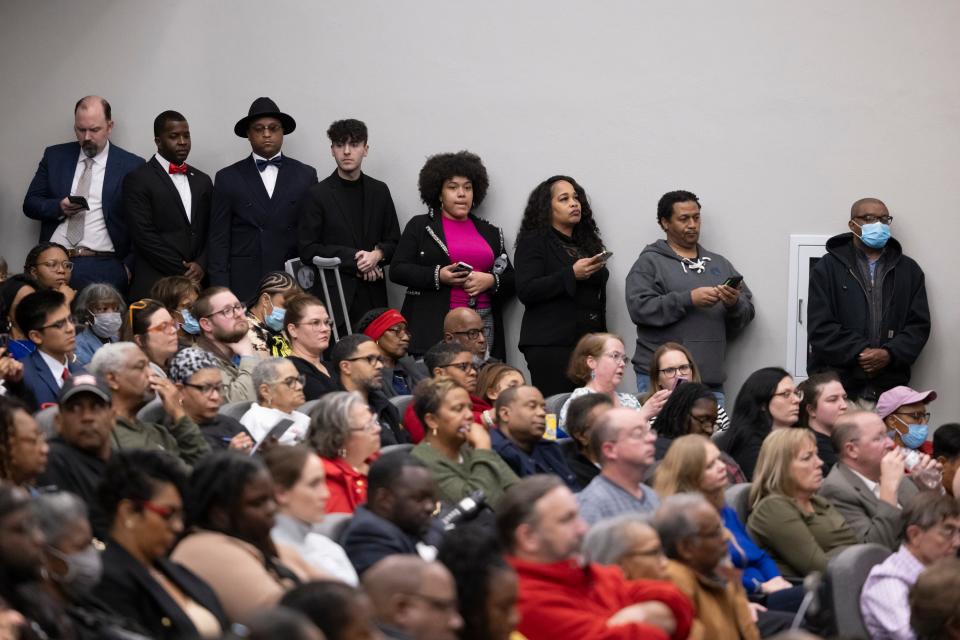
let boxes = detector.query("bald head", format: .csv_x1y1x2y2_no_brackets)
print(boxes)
362,555,462,639
443,307,486,357
590,407,651,464
850,197,888,218
363,555,431,604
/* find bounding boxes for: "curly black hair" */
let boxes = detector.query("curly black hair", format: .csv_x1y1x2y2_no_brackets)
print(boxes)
327,119,368,145
437,523,514,640
184,451,265,533
654,382,716,440
0,395,30,482
656,190,700,225
516,175,604,256
418,151,489,213
97,449,188,522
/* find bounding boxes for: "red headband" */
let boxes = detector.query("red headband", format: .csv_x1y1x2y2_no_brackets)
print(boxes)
364,309,407,341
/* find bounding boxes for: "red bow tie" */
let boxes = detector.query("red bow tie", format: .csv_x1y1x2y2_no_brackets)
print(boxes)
169,163,188,175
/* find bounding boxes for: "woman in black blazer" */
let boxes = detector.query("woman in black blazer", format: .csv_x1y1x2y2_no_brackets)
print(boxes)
514,176,609,395
94,450,228,640
390,151,515,359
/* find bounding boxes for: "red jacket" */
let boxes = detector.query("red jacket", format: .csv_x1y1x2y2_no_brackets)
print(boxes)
402,395,491,442
322,455,379,514
507,556,693,640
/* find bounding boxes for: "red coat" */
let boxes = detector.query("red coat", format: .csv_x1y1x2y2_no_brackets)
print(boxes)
322,456,368,514
507,556,693,640
402,395,491,443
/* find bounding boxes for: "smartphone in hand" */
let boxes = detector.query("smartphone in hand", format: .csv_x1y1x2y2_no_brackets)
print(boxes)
722,275,743,288
68,195,89,210
451,261,474,274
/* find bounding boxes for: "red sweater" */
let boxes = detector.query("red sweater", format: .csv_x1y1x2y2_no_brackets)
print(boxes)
507,556,693,640
402,395,491,443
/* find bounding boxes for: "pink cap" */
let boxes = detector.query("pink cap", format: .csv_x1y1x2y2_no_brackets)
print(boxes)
874,385,937,419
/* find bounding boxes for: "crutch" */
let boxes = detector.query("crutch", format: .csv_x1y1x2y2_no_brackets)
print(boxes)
312,256,352,341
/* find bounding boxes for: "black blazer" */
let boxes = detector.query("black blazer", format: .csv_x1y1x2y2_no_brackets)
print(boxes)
341,505,445,576
514,229,608,348
297,171,401,312
208,154,318,301
389,212,515,359
94,539,229,640
124,157,213,300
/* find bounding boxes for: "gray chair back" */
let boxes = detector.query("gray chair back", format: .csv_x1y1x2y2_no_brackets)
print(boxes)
389,394,414,417
220,400,254,420
298,398,323,417
545,392,571,416
724,482,752,524
828,542,891,638
35,406,60,439
380,443,414,456
316,513,352,544
136,397,166,424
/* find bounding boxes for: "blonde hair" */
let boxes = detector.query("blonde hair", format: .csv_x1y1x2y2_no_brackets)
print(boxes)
567,332,624,385
748,428,817,509
653,434,711,498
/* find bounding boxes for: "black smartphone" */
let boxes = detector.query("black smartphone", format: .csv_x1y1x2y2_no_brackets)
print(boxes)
68,195,89,209
451,261,473,273
723,275,743,288
673,377,686,390
596,250,614,262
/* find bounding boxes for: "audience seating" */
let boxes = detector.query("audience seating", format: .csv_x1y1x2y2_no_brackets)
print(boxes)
724,482,752,524
136,397,166,424
388,394,414,417
545,392,571,417
380,443,414,456
316,513,352,544
35,405,59,438
219,400,254,420
826,542,891,638
298,398,322,417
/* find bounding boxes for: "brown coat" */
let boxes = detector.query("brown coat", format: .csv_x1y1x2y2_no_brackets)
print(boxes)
664,559,759,640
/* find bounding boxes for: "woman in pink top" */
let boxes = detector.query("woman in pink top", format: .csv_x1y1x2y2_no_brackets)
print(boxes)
390,151,515,359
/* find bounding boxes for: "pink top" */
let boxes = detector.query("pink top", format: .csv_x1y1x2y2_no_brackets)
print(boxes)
442,215,494,309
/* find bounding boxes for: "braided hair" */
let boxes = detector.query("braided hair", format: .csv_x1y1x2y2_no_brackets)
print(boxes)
654,382,716,440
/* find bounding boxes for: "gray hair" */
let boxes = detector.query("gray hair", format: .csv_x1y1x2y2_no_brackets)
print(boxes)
306,391,366,457
251,357,288,402
88,341,143,376
902,492,960,541
75,283,125,325
831,410,870,458
651,492,711,559
582,514,655,566
32,492,88,547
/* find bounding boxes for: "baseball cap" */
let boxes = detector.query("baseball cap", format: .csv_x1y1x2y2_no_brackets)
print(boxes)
875,385,937,419
58,373,112,406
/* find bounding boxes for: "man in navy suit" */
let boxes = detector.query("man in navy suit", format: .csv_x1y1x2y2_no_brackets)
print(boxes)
208,97,318,301
124,110,213,300
23,96,144,294
15,289,85,411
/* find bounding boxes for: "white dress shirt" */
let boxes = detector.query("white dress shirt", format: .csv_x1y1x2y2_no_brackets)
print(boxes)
155,153,192,222
38,350,68,388
239,403,308,445
50,142,115,251
251,152,281,198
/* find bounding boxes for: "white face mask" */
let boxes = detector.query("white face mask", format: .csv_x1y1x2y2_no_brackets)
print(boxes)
91,312,122,339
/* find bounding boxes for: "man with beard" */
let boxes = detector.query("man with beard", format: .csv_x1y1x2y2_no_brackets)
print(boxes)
87,342,208,466
191,286,263,402
23,96,144,294
331,334,409,446
124,110,213,300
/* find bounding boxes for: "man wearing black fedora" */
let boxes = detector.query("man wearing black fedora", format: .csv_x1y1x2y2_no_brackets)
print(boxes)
208,97,318,300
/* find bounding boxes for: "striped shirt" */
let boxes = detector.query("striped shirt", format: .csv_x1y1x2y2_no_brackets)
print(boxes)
860,545,924,640
576,474,660,525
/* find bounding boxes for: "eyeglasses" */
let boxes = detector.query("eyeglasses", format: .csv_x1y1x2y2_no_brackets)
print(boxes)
853,214,894,225
35,260,74,271
350,417,382,434
603,352,630,365
346,354,385,366
772,388,804,401
384,324,410,337
273,374,306,389
934,524,960,539
205,302,245,320
622,545,665,559
138,500,184,523
689,413,716,427
451,328,484,340
183,382,225,396
894,411,931,423
40,315,76,331
250,124,283,135
146,320,178,334
295,318,334,330
659,363,692,378
443,361,476,373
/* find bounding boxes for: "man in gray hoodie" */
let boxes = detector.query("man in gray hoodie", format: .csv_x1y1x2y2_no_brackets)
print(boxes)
625,190,754,403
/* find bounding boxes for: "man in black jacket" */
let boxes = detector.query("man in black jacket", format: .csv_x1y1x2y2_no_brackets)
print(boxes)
807,197,930,403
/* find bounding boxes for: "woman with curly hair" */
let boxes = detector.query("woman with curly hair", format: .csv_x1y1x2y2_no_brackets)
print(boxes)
514,176,608,395
390,151,515,359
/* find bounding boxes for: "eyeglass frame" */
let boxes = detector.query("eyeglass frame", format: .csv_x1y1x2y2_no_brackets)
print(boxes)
249,123,283,135
40,314,76,331
894,411,931,423
136,500,184,523
442,361,476,373
204,302,245,320
658,363,692,378
293,318,334,330
182,381,225,396
270,374,306,389
345,354,385,367
34,260,74,272
450,328,484,341
771,388,804,401
852,214,894,225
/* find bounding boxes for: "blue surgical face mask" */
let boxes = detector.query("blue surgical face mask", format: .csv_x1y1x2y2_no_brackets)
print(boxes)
894,417,929,450
854,221,891,249
179,308,201,335
265,301,286,332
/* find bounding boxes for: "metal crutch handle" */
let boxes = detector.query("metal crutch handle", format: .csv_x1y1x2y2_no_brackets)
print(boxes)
312,256,352,340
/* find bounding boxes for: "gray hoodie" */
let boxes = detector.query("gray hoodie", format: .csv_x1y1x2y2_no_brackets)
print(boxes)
625,239,754,387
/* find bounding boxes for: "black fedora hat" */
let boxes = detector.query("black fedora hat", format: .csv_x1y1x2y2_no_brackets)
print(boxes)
234,97,297,137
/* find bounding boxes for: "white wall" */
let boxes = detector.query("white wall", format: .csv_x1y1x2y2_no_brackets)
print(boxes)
1,1,957,420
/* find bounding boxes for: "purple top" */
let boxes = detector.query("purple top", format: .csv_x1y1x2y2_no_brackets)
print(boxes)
860,545,923,640
442,215,494,309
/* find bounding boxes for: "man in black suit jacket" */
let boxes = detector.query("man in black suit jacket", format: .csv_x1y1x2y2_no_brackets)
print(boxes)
124,111,213,300
208,97,318,301
298,119,401,328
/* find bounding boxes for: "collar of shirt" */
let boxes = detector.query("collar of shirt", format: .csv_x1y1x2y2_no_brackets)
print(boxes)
849,466,881,499
251,151,282,163
77,141,110,166
155,152,186,172
38,350,68,386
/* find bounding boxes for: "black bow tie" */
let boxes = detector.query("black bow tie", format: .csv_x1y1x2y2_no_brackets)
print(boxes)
255,156,282,172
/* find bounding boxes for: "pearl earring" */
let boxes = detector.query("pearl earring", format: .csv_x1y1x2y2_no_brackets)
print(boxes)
432,427,438,437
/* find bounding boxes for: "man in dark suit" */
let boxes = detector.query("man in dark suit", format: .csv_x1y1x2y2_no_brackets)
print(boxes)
298,119,401,328
15,290,85,411
341,453,444,576
124,111,213,300
208,97,317,301
23,96,144,294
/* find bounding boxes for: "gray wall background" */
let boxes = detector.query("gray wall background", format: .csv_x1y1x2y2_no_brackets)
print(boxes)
1,1,957,421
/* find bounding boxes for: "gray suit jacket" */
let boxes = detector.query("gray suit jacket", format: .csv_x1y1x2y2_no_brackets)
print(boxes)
820,462,919,550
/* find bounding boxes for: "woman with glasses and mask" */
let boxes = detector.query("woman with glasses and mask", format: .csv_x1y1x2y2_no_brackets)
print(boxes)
645,341,730,432
246,271,300,358
150,276,201,345
716,367,803,480
240,358,310,446
284,294,338,401
126,298,180,377
558,333,666,431
95,449,229,639
169,348,253,452
24,242,76,307
356,307,428,398
73,283,125,367
306,391,382,514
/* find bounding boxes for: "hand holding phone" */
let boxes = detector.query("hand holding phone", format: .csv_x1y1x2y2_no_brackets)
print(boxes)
451,261,474,273
722,275,743,289
595,250,614,262
68,195,90,210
